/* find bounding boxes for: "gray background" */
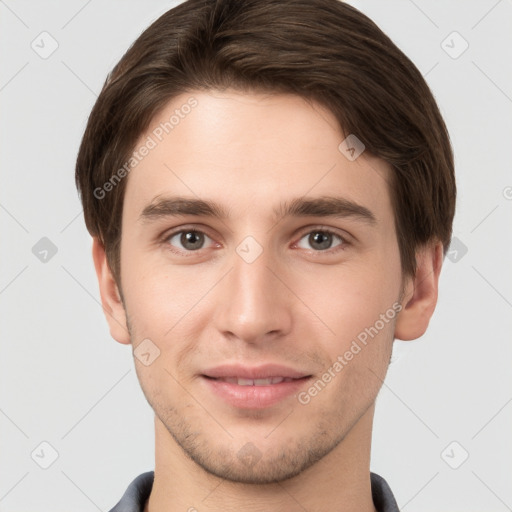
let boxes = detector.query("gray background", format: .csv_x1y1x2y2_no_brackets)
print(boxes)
1,0,511,510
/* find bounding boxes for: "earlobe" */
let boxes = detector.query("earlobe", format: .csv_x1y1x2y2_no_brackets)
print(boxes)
394,241,444,341
91,237,131,345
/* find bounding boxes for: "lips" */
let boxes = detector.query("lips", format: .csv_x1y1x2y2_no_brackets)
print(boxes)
200,363,312,409
209,376,298,386
202,363,310,381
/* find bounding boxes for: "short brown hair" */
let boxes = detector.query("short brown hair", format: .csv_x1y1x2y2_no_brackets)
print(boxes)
75,0,456,284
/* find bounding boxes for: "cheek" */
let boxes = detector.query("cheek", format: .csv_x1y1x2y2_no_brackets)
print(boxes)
120,238,212,337
296,257,400,344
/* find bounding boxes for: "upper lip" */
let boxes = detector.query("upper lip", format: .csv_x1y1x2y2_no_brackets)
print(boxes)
202,364,311,380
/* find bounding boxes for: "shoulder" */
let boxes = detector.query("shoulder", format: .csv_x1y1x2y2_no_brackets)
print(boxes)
108,471,154,512
370,472,400,512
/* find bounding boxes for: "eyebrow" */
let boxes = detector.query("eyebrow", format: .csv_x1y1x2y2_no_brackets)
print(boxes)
138,195,377,225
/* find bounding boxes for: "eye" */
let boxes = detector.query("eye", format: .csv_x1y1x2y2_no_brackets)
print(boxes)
165,229,215,253
296,229,346,252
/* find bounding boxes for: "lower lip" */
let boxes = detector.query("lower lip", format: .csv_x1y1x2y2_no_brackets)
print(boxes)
201,376,312,409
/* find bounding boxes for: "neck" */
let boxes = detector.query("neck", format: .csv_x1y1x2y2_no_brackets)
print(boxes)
145,404,378,512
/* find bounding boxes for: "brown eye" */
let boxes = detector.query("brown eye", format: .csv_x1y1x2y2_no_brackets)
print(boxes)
296,230,344,251
167,230,212,251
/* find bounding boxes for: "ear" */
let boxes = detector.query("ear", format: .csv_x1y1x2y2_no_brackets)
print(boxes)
394,241,444,341
91,237,131,345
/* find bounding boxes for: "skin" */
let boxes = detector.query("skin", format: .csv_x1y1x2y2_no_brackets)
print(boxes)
93,89,443,512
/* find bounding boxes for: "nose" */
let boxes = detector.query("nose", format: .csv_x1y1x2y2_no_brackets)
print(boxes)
211,242,293,345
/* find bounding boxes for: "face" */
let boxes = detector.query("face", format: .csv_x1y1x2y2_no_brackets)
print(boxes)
116,89,404,483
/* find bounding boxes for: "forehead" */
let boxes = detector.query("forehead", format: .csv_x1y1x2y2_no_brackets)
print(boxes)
123,89,393,224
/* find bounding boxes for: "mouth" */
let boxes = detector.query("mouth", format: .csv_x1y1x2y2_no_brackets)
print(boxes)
202,375,309,386
202,363,311,381
200,367,313,409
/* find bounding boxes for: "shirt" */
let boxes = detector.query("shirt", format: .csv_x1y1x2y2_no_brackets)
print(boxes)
108,470,400,511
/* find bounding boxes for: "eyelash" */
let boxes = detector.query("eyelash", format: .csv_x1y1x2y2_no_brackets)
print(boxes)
161,225,351,257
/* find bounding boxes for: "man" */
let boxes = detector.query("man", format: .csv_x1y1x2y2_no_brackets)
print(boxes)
75,0,456,510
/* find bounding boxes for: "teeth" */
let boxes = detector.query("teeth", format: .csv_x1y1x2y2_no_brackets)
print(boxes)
215,376,295,385
238,378,256,386
254,378,275,385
